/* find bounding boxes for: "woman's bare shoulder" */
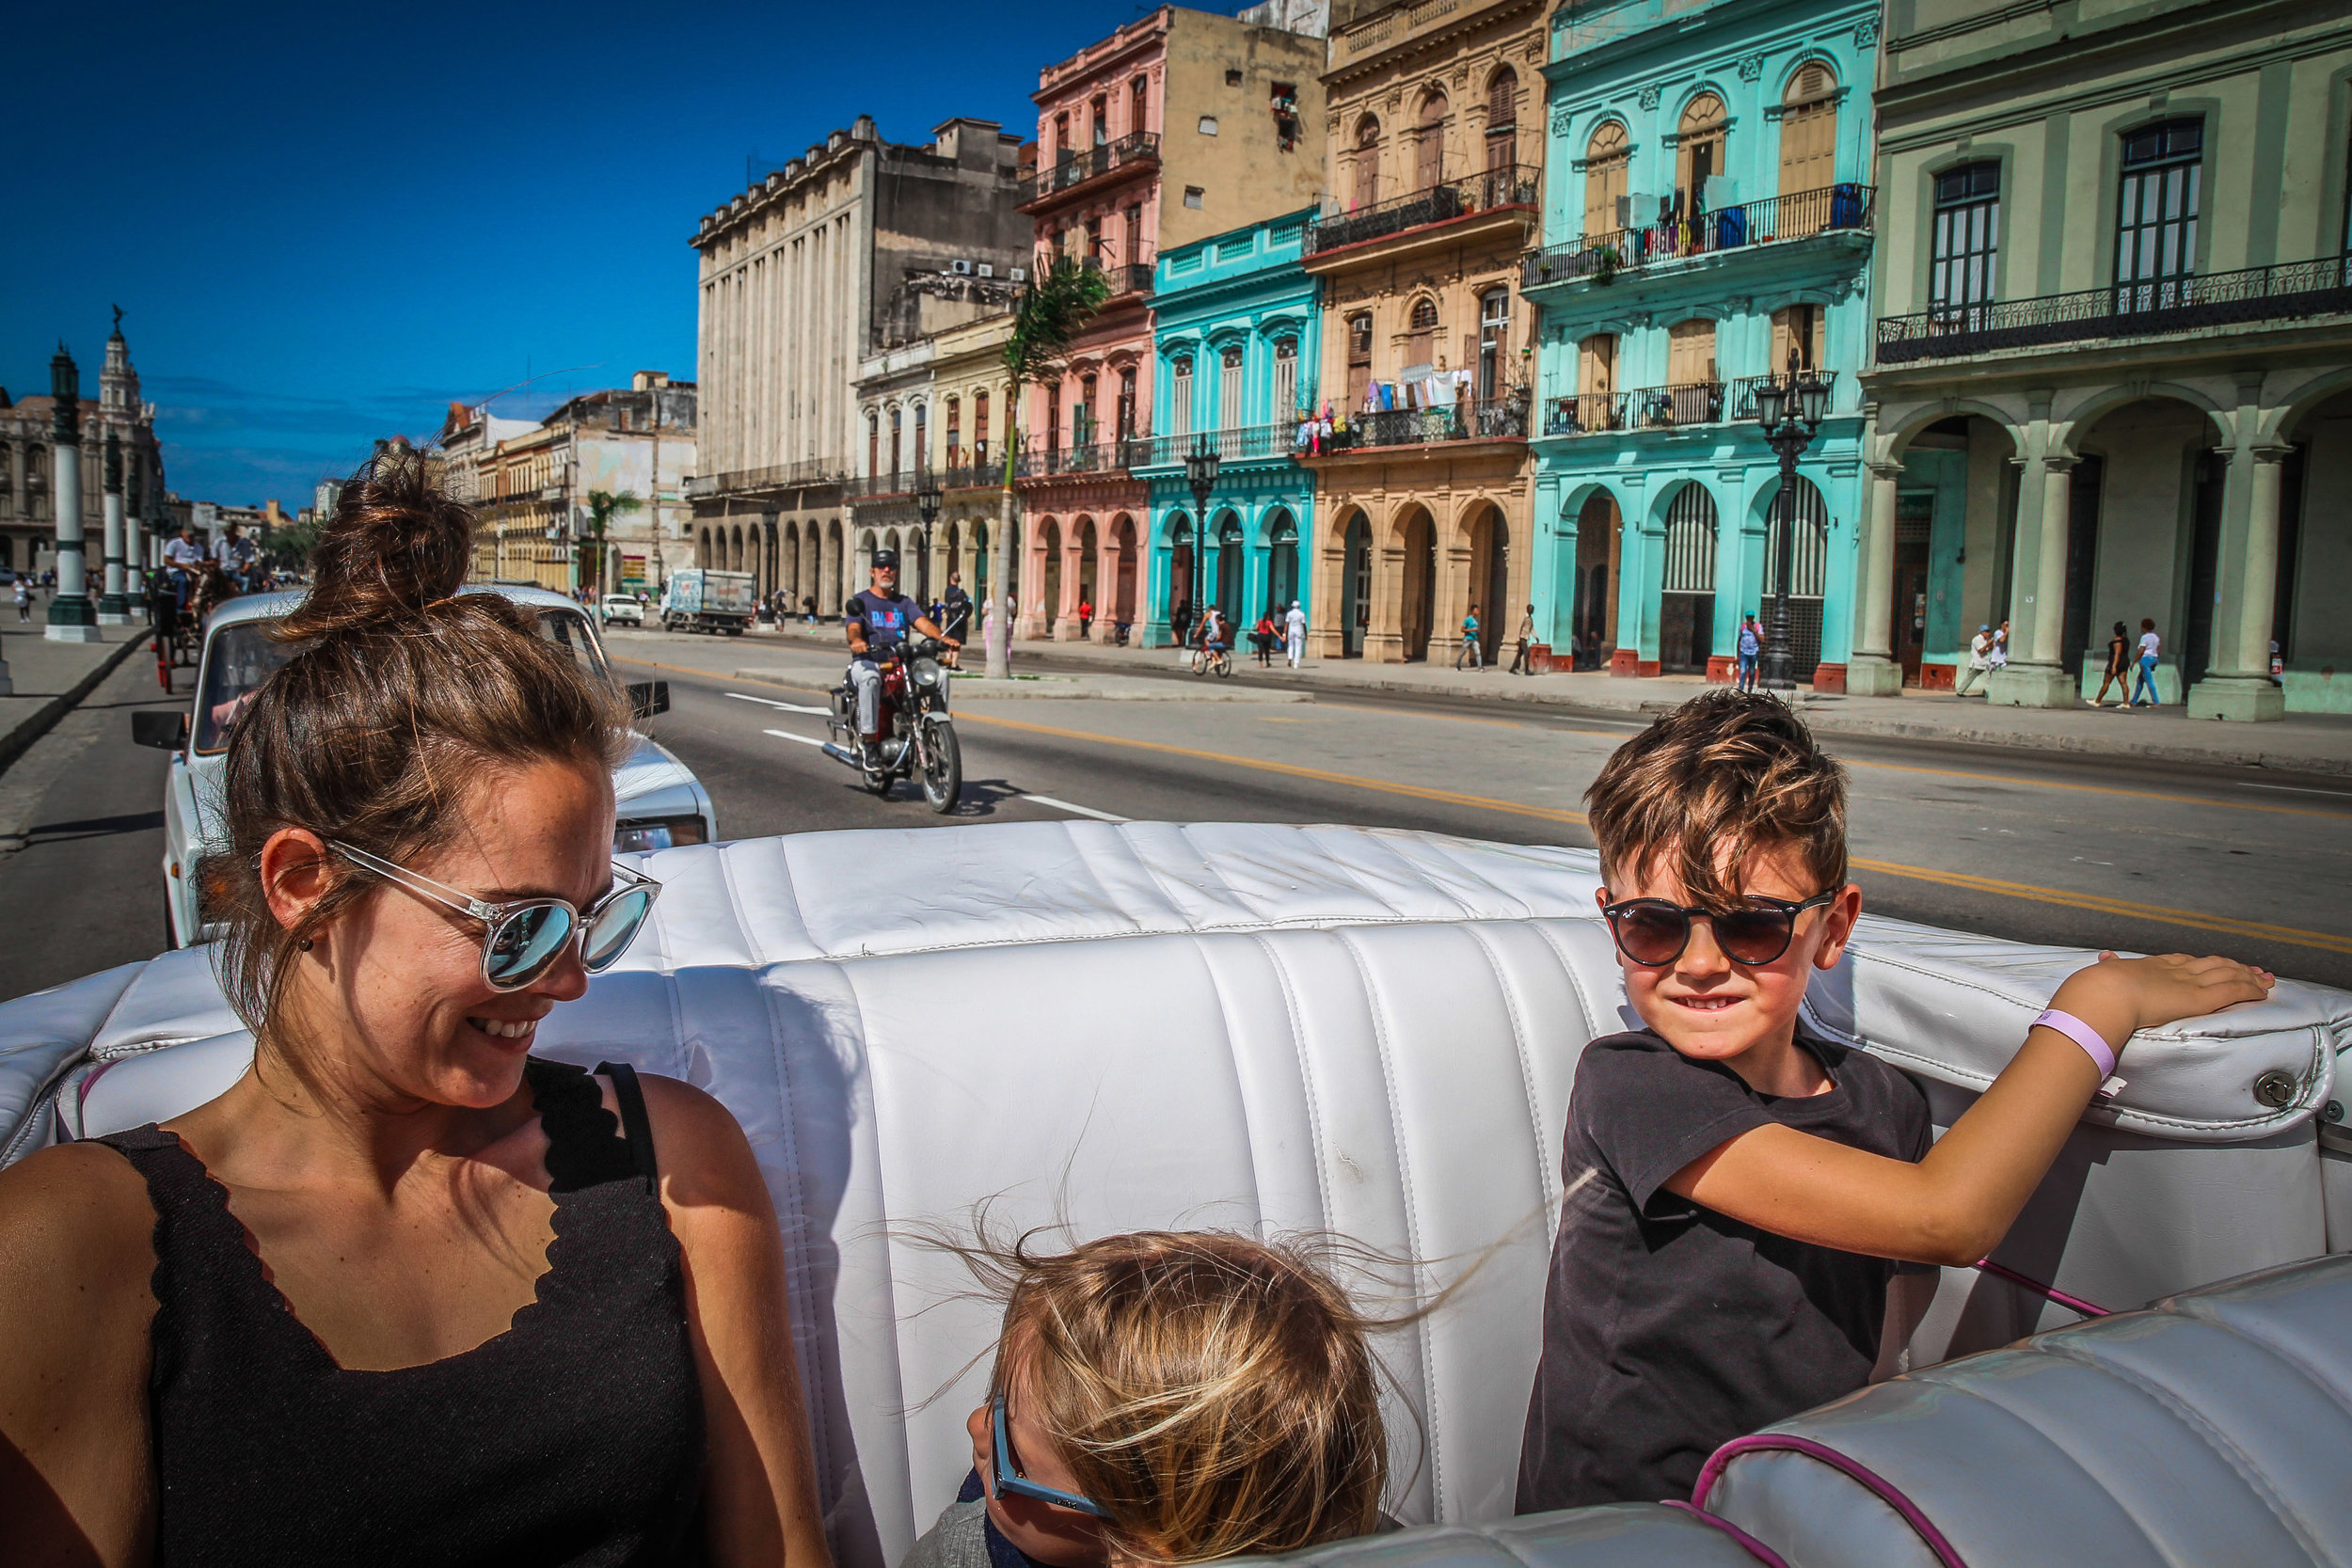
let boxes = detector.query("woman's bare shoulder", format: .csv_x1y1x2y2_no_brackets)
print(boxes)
611,1072,772,1217
0,1141,160,1307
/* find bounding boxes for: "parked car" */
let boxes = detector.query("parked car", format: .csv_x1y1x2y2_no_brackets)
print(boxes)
1,823,2346,1566
129,583,718,948
599,592,645,626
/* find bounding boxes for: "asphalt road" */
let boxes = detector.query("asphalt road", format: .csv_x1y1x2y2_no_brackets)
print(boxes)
3,626,2347,1006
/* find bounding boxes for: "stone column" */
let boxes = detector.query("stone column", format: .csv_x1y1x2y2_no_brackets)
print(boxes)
1845,461,1905,696
126,466,146,587
45,347,99,642
1986,445,2074,708
97,431,131,623
2188,440,2289,722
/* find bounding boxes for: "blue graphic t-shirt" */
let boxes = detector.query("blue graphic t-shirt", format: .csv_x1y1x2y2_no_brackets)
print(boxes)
1738,625,1761,657
846,590,924,652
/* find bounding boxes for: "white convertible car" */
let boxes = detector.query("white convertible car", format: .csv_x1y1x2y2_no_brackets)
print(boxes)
2,821,2346,1568
129,584,718,947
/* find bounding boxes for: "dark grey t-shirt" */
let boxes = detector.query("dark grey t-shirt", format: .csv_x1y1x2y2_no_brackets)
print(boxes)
1516,1028,1931,1513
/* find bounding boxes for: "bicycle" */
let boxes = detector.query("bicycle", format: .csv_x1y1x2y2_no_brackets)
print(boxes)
1190,641,1232,679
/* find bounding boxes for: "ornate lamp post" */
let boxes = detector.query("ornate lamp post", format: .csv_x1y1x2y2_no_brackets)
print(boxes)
98,430,131,623
915,480,943,604
45,346,99,642
1752,354,1833,691
1184,440,1220,642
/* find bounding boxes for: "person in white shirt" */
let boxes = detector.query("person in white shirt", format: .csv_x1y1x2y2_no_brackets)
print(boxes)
2131,618,2163,706
1989,619,2010,671
163,523,210,609
1283,599,1307,668
1955,625,1994,696
215,523,259,591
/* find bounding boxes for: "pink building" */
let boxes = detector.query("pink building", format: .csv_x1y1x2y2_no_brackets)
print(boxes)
1013,3,1327,641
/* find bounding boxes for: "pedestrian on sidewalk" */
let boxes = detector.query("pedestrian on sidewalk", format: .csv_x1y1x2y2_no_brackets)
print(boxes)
13,577,29,621
1510,604,1537,674
1173,596,1194,649
1079,596,1094,640
1250,610,1279,666
941,573,972,644
2131,618,2163,706
1956,626,1994,696
1990,619,2010,672
802,594,817,625
2090,621,2132,707
1455,605,1484,671
1735,614,1762,692
1285,599,1307,668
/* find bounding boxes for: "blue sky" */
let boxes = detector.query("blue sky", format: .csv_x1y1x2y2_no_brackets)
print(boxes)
4,1,1190,507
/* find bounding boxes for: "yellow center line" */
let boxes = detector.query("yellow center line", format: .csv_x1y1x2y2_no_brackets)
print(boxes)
1837,754,2350,820
954,711,2351,956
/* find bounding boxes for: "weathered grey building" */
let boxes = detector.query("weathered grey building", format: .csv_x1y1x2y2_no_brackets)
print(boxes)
691,115,1031,613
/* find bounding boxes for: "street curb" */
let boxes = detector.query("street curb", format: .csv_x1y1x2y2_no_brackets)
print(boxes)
726,667,1310,704
0,634,151,784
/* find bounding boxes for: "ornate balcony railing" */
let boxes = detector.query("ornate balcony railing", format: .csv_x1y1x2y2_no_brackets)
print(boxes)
1307,165,1539,256
683,459,843,499
1521,184,1875,292
1013,436,1149,480
1540,373,1804,436
1875,254,2352,363
1311,394,1532,451
1020,133,1161,207
1129,422,1304,469
1082,257,1154,298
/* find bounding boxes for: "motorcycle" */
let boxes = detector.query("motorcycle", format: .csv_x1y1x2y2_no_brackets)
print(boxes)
822,636,963,812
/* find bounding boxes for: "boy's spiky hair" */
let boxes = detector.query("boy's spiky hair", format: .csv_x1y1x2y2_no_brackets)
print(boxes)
1583,689,1848,910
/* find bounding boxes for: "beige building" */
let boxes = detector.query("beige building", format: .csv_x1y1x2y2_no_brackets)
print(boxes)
0,324,168,580
691,115,1030,615
1301,0,1546,664
1858,0,2352,720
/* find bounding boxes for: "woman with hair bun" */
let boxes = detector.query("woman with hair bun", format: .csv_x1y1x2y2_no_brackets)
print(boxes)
0,453,833,1568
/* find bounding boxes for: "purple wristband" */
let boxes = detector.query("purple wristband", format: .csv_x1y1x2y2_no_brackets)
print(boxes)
2034,1007,2119,1079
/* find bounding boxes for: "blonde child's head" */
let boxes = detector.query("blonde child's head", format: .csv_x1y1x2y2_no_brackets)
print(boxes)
964,1229,1389,1568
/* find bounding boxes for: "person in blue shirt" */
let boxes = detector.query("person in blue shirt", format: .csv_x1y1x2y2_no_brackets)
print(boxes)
1736,614,1762,692
844,549,957,760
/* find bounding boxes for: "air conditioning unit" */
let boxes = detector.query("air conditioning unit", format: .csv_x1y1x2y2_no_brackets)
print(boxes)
1009,266,1028,282
977,262,994,277
951,259,973,275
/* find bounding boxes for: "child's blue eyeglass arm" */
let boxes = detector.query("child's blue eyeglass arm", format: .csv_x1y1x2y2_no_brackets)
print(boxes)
989,1393,1111,1519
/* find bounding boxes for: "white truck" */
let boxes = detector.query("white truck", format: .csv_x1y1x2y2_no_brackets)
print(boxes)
660,567,756,635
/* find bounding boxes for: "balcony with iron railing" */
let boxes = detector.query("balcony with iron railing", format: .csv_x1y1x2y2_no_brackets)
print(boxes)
1081,255,1154,300
683,458,844,499
1127,421,1308,471
1299,394,1533,454
1012,436,1149,482
1019,132,1161,211
1521,184,1874,297
1305,165,1540,261
1875,254,2352,365
1539,373,1808,436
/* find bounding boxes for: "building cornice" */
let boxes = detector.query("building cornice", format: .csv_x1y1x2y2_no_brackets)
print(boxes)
1324,0,1544,95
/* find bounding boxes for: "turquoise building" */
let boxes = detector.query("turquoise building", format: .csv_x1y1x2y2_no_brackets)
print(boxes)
1133,209,1321,648
1523,0,1878,684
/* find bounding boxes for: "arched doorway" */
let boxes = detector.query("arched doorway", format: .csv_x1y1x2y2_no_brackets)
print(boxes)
1215,511,1244,625
1760,475,1830,674
1041,517,1063,637
1074,515,1098,632
1167,512,1195,633
1573,492,1619,668
1265,509,1299,614
1659,483,1718,673
1467,504,1509,659
1399,507,1437,661
1111,515,1137,626
1341,511,1371,657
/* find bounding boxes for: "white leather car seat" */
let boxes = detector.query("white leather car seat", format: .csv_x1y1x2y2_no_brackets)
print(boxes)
0,822,2343,1568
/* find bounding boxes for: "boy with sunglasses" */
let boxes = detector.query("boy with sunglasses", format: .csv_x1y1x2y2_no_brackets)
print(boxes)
1516,689,2271,1512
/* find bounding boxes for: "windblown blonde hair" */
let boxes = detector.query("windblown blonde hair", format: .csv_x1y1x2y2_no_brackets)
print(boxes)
976,1229,1393,1565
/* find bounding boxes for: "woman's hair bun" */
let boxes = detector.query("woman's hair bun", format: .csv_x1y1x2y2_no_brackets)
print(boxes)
278,447,485,640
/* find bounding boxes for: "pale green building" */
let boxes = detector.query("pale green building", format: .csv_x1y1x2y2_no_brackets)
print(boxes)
1857,0,2352,719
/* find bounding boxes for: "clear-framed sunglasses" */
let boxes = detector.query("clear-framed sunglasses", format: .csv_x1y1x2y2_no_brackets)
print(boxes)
328,841,661,991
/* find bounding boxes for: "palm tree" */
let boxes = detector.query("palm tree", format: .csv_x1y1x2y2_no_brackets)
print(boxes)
583,489,644,595
988,256,1111,679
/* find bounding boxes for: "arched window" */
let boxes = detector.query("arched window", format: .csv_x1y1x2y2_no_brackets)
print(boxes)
975,389,991,461
1353,116,1382,210
913,403,928,477
1677,92,1726,206
1117,367,1136,440
1406,296,1439,367
945,397,961,466
1583,121,1629,238
1486,67,1518,170
1218,345,1244,428
1778,61,1839,204
1346,312,1374,408
1170,356,1194,437
1273,338,1298,419
866,411,880,479
888,405,902,482
1416,90,1449,191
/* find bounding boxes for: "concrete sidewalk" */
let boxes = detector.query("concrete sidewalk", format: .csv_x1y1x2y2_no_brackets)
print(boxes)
736,618,2352,775
0,620,152,780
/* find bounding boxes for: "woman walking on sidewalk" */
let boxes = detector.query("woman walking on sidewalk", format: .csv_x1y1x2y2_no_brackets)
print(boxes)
2132,618,2164,706
2090,620,2132,707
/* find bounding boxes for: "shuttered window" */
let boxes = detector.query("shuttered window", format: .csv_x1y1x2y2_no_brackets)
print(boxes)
1778,63,1838,201
1169,359,1193,438
1662,484,1718,594
1354,117,1382,210
1770,304,1825,373
1667,318,1717,386
1417,92,1448,191
1218,346,1245,428
1406,296,1438,368
1486,68,1517,170
1273,340,1298,420
1584,121,1629,238
1346,313,1373,409
1677,93,1726,205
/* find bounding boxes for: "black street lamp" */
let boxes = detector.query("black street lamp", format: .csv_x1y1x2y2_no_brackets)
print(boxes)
914,479,943,603
1184,440,1219,641
1753,353,1833,692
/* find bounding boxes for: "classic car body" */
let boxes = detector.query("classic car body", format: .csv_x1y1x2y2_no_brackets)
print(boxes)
3,821,2346,1566
135,584,717,945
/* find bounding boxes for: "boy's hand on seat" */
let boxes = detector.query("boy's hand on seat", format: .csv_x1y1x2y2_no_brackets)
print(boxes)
2054,951,2275,1039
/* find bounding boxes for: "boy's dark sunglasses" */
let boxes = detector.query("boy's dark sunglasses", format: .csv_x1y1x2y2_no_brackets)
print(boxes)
987,1392,1109,1519
1601,891,1838,967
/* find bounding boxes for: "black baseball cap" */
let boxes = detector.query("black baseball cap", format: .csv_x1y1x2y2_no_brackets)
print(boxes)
872,549,900,570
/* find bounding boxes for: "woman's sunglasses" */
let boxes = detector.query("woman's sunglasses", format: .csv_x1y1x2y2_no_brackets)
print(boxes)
328,841,661,991
986,1391,1108,1519
1600,891,1838,968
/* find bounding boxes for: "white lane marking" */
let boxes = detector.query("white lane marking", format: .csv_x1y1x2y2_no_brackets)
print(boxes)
2234,781,2352,798
730,691,834,716
763,728,829,748
1021,794,1131,823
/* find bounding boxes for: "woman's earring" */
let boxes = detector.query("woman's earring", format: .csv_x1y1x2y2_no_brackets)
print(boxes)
297,938,314,952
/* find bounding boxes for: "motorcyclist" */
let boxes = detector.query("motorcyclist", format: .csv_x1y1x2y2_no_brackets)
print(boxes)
844,549,957,765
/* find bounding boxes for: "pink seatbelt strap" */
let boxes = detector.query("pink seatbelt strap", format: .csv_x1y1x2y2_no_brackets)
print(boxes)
1972,1258,2112,1318
1691,1434,1968,1568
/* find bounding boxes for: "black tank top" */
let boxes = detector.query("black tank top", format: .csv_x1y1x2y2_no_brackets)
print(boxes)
97,1057,707,1566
